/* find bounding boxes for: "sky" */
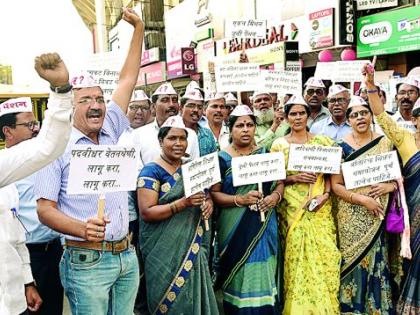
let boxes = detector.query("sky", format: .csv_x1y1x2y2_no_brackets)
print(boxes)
0,0,93,90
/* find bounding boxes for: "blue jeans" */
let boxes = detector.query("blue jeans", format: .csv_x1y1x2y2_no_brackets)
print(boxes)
60,245,139,315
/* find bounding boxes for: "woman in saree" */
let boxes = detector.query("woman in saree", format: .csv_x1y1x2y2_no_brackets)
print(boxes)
363,64,419,315
210,105,284,314
137,116,218,315
271,95,341,314
331,95,398,314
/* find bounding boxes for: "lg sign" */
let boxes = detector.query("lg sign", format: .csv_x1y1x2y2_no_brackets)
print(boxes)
360,21,392,44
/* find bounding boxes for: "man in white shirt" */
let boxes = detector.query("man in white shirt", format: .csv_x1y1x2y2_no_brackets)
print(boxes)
392,77,419,133
0,53,73,315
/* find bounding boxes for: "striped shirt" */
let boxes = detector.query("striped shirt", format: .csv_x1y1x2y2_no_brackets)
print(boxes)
34,101,130,241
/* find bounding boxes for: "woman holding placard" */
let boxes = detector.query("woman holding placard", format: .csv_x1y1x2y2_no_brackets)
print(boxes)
362,62,419,315
271,95,341,315
136,116,218,315
211,105,284,314
331,95,398,314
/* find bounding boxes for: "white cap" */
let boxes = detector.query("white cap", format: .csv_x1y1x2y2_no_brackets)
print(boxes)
284,94,308,107
348,95,368,109
0,97,33,117
224,92,238,102
230,105,254,117
185,80,201,92
161,115,188,131
182,88,203,101
205,91,225,102
328,84,350,98
70,71,100,89
153,82,177,96
396,77,419,91
412,98,420,115
251,91,271,100
131,90,149,102
304,77,325,88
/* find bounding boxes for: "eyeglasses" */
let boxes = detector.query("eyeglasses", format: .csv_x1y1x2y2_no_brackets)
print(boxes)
77,96,106,105
306,89,324,97
397,90,418,97
348,110,370,119
14,120,40,131
129,104,150,112
288,111,307,117
184,103,204,110
328,97,348,105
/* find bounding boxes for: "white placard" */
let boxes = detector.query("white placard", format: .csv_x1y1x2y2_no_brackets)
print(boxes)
332,60,369,83
287,144,342,174
67,145,138,195
356,0,397,10
182,152,221,197
342,151,402,190
215,63,260,92
232,152,286,187
260,69,302,94
225,19,267,39
314,62,336,80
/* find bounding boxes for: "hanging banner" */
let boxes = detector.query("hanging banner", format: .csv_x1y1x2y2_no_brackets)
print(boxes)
309,8,335,49
356,0,398,11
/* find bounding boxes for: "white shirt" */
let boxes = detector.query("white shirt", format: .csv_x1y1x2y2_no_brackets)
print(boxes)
131,118,200,173
392,111,416,133
199,119,230,150
0,92,73,315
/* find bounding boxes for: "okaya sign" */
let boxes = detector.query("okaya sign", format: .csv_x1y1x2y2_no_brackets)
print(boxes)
357,6,420,57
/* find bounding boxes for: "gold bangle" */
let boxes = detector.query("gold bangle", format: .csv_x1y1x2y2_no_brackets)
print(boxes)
349,192,355,203
170,202,176,215
233,195,241,207
272,191,282,204
392,182,398,192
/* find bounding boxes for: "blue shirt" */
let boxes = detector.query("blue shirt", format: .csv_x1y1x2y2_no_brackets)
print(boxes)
197,126,217,156
309,116,352,142
34,101,130,241
16,172,61,244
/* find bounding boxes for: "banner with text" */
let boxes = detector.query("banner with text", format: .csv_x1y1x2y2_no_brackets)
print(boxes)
356,0,397,11
225,19,267,39
332,60,369,82
287,144,342,174
260,68,302,95
342,151,402,189
182,152,221,197
232,152,286,187
215,63,260,92
68,145,138,194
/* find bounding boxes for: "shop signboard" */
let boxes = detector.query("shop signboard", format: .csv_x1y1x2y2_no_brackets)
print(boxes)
137,62,166,86
339,0,356,45
141,47,160,66
181,47,197,75
357,6,420,57
309,8,334,49
356,0,397,11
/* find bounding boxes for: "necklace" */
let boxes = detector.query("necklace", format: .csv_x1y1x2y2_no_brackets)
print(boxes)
232,144,255,156
160,154,181,168
352,130,373,147
289,131,309,144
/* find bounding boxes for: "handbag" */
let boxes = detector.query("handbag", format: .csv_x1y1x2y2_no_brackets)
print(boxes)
385,188,404,234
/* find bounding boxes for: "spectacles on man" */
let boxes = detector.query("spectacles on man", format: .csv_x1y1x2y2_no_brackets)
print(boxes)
14,120,40,131
328,97,348,105
306,89,324,97
128,104,150,112
184,103,204,110
77,96,106,105
348,109,370,119
397,90,418,97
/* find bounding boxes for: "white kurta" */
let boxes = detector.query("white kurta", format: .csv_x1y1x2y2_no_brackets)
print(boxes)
0,91,73,315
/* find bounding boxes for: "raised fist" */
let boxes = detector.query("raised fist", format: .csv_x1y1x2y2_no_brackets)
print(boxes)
34,53,69,87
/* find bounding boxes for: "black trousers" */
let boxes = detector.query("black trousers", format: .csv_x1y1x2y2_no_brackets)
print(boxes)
26,239,64,315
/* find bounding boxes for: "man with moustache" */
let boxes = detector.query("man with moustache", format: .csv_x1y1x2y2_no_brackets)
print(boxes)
392,77,419,133
253,91,286,149
303,77,330,128
34,8,144,314
310,84,352,141
180,88,217,156
203,91,230,150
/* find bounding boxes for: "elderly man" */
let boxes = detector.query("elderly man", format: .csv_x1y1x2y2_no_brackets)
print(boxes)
303,77,330,128
252,91,286,149
392,77,419,133
180,88,217,156
0,53,73,315
34,9,144,314
202,92,230,150
310,84,352,141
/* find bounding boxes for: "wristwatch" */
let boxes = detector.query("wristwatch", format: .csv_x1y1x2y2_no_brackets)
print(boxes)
50,83,72,94
24,281,37,288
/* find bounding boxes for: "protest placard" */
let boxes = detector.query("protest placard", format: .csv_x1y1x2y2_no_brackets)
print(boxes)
67,145,138,194
215,63,260,92
182,152,221,197
225,19,267,39
314,62,336,80
342,151,402,190
287,144,342,174
260,69,302,94
332,60,369,82
231,152,286,187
